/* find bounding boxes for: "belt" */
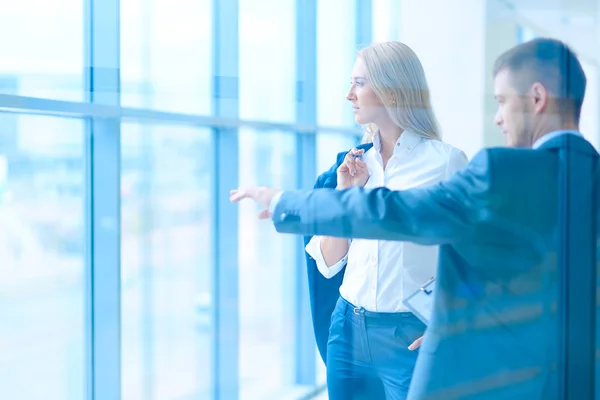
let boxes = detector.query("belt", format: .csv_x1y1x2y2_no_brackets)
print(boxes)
340,297,414,320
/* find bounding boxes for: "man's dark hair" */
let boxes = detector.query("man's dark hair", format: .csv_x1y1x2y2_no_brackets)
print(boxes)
493,38,587,123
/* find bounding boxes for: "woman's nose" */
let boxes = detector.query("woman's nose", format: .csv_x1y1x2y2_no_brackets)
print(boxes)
346,88,355,101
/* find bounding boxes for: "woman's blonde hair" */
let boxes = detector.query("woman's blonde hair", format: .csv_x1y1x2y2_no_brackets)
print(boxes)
357,41,442,143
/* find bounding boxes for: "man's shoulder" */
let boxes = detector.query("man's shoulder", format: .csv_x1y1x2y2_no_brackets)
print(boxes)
476,145,531,157
471,146,545,167
459,147,549,189
467,146,556,196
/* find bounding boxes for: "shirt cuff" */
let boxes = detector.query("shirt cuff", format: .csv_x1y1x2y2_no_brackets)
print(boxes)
269,191,284,213
305,235,349,279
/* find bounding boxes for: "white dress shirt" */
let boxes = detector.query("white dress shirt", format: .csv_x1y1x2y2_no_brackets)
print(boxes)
304,130,469,312
532,130,583,149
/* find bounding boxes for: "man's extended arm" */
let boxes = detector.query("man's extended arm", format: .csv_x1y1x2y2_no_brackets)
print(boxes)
271,150,492,245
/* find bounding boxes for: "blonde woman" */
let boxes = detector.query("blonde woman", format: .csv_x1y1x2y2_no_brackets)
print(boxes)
304,42,469,399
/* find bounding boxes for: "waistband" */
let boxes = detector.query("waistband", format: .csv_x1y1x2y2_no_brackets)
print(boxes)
339,297,415,320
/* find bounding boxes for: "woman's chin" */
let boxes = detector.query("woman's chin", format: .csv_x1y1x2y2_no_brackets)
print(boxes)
353,114,367,125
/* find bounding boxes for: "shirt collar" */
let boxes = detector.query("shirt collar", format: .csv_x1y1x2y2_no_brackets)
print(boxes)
372,130,422,153
532,130,583,149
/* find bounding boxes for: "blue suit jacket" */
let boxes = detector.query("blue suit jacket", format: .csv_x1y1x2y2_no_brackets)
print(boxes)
277,134,600,399
304,142,373,364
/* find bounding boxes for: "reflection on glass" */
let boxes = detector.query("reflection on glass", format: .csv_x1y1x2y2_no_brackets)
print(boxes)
0,115,85,400
238,128,299,399
317,0,356,127
0,0,84,101
239,0,296,122
120,123,212,399
120,0,212,113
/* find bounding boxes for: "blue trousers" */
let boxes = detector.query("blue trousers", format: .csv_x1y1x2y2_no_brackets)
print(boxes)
326,297,426,400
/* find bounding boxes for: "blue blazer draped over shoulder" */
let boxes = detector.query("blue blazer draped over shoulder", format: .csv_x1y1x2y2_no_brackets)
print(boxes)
303,142,373,364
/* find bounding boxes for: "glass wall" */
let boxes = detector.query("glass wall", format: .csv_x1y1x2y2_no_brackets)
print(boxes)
120,0,212,113
120,123,213,399
317,0,357,127
239,0,296,123
0,0,599,399
238,129,299,398
0,0,84,101
0,116,85,400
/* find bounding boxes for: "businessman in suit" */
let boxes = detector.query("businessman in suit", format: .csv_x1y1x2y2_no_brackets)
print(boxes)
231,38,599,399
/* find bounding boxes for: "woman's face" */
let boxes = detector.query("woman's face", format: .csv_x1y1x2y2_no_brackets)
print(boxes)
346,57,388,125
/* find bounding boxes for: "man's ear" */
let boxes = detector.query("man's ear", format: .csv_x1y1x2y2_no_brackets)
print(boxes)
531,82,549,114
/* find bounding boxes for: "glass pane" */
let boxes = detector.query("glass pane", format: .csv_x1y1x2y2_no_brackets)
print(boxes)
0,0,84,101
120,123,213,399
396,1,600,398
238,129,298,398
371,0,401,42
120,0,212,114
239,0,296,122
0,115,85,399
317,0,356,127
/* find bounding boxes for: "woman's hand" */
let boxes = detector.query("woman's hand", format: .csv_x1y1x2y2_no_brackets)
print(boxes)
337,148,370,190
408,336,423,351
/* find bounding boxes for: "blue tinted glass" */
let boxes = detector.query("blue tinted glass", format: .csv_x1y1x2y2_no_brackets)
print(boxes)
0,0,84,101
120,122,213,399
120,0,212,114
238,128,300,398
239,0,296,122
317,0,356,127
0,115,85,400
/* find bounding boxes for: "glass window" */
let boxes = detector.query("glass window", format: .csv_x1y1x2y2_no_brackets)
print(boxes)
317,0,357,127
0,115,85,399
237,2,301,392
239,0,296,122
0,0,84,101
120,0,212,114
1,1,599,399
372,0,401,42
120,123,212,399
238,128,299,399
